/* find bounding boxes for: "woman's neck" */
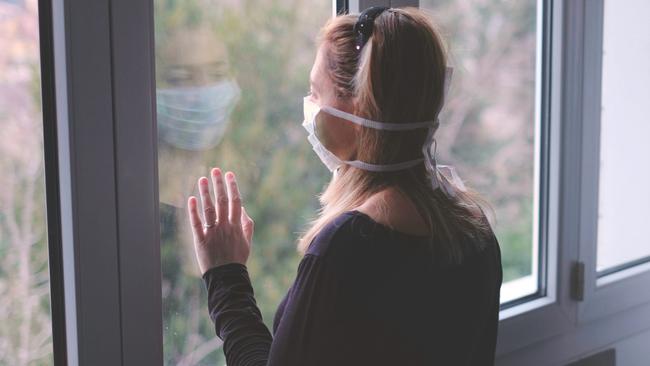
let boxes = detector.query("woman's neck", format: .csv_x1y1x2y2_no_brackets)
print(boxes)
354,187,430,236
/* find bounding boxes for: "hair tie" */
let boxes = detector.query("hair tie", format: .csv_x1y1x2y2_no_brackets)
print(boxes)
353,6,390,51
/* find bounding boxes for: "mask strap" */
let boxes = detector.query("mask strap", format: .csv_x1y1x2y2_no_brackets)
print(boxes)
438,165,467,194
422,122,467,197
343,157,425,172
320,105,435,131
422,125,439,188
320,66,453,132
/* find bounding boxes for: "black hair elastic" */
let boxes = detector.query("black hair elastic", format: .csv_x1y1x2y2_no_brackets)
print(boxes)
353,6,390,51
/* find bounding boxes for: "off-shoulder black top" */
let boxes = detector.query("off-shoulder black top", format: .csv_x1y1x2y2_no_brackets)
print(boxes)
202,209,503,366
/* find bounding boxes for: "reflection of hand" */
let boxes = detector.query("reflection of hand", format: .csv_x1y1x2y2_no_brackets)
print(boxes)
187,167,254,276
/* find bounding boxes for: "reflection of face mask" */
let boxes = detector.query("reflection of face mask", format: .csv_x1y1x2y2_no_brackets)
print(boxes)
156,79,241,151
302,66,466,197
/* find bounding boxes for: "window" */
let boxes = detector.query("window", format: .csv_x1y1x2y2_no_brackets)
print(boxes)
596,0,650,276
0,0,54,363
154,1,333,363
419,0,545,304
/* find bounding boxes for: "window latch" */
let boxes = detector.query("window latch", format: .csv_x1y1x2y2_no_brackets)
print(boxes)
571,261,585,302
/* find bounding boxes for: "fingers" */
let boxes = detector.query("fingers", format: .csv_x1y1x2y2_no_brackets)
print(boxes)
198,177,217,226
211,168,228,223
241,206,254,245
187,196,205,243
226,171,242,225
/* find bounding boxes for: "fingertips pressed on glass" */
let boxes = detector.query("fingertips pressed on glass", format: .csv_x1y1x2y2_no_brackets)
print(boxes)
214,170,224,186
227,173,239,195
226,173,239,197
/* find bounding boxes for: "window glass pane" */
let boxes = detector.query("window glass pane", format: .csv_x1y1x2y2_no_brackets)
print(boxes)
154,1,331,363
419,0,542,303
0,0,54,363
597,0,650,273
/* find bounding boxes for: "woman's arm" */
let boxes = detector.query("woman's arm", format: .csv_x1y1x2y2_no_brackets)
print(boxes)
187,166,271,364
189,166,355,365
203,252,348,366
202,263,272,366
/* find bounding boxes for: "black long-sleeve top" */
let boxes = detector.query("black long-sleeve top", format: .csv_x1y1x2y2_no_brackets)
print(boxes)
202,209,503,365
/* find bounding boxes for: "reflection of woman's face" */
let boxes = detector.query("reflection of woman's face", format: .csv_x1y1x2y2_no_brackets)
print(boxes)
157,27,228,88
162,61,227,87
308,45,358,160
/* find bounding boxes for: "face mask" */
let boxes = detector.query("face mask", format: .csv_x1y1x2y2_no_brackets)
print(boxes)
156,79,241,151
302,66,466,197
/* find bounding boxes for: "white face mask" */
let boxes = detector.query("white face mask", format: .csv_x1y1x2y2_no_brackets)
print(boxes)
156,79,241,151
302,66,466,197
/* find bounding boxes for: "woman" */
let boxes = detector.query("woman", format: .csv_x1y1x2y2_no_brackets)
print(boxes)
187,6,502,366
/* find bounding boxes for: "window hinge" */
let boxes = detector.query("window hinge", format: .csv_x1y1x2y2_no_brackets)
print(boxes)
571,261,585,302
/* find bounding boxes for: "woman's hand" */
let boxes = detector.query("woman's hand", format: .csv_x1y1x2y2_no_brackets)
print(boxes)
187,167,254,276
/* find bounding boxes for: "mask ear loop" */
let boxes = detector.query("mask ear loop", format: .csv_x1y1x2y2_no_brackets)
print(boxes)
423,124,441,191
424,111,464,198
426,135,461,198
431,138,446,194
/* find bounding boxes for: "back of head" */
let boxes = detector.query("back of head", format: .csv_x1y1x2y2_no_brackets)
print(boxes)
298,7,494,265
356,8,448,126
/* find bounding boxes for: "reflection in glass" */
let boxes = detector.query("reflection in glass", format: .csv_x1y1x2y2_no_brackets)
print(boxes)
156,27,240,151
0,0,54,364
420,0,540,302
154,1,331,364
597,0,650,273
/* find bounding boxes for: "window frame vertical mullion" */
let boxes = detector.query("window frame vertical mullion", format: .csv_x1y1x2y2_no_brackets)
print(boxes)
110,0,163,363
49,0,162,364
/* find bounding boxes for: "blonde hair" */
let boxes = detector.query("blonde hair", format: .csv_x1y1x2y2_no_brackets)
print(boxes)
297,7,493,265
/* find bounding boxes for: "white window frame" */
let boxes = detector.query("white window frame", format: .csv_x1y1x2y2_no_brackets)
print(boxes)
576,0,650,324
41,0,650,364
